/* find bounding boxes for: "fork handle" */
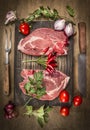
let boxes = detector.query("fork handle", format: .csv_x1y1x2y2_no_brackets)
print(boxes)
3,64,10,96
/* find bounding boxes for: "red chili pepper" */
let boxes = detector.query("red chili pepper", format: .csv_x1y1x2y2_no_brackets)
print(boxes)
49,60,57,64
49,68,55,73
42,47,49,54
47,56,56,64
48,53,52,59
46,68,52,73
49,63,57,67
48,52,57,60
47,68,54,74
47,64,54,70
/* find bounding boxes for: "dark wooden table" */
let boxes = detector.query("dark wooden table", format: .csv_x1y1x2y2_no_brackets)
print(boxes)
0,0,90,130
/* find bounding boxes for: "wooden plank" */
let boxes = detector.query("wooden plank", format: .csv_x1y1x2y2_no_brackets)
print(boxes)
14,21,73,106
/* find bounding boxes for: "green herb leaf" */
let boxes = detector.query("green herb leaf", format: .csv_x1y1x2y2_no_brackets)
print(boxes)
22,6,75,25
44,113,49,123
24,82,31,92
34,71,43,82
29,87,36,94
37,117,45,128
24,71,46,98
40,6,44,10
66,5,75,17
28,77,35,85
35,105,45,117
53,9,58,15
36,87,46,98
24,105,53,127
36,81,42,88
23,6,60,22
44,106,53,113
24,105,33,115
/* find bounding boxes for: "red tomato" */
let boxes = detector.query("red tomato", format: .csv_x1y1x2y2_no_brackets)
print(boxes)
19,22,30,35
59,90,69,103
60,107,70,117
73,95,82,107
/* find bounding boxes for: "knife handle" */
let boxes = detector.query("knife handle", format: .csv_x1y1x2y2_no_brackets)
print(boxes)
3,64,10,96
78,22,86,53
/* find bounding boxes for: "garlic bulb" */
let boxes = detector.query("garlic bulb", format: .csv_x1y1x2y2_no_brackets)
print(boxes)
54,19,66,31
5,11,17,25
64,23,74,37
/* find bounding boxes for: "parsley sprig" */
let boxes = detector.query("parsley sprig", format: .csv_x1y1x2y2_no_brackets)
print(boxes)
24,105,52,127
24,71,46,98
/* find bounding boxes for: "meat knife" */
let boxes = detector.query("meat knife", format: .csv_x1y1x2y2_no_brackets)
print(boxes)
78,22,86,96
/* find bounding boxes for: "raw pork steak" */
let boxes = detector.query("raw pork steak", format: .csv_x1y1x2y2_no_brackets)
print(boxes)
19,69,70,100
18,28,68,56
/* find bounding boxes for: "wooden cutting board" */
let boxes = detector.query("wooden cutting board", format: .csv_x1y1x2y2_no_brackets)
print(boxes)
14,21,73,107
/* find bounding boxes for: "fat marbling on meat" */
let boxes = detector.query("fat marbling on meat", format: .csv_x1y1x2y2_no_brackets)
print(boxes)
18,28,68,56
19,69,70,100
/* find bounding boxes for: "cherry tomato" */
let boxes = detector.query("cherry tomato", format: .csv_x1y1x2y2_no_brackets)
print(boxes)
60,107,70,117
19,22,30,35
73,95,82,107
59,90,69,103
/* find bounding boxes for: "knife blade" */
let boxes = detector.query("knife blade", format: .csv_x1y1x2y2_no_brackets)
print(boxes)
78,22,86,96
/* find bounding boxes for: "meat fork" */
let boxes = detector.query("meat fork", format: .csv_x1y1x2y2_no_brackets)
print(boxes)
4,28,12,95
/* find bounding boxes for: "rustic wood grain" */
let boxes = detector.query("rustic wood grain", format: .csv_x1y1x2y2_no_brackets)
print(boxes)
0,0,90,130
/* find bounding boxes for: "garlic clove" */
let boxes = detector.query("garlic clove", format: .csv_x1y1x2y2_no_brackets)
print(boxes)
64,23,74,37
54,19,66,31
5,10,17,25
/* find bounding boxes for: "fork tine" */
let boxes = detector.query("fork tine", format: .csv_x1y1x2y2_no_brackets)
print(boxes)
5,28,8,50
9,27,12,49
5,27,12,51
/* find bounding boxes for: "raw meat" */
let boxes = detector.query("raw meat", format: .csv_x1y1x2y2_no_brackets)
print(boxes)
19,69,70,100
18,28,68,56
